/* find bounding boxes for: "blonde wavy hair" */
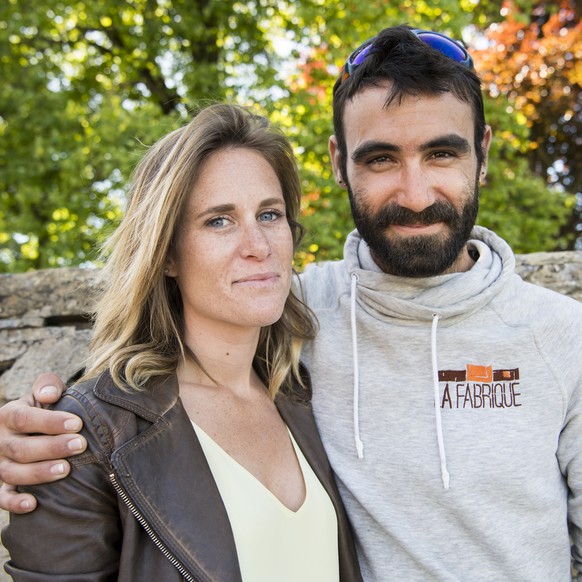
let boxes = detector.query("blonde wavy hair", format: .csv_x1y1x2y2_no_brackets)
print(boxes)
81,104,317,399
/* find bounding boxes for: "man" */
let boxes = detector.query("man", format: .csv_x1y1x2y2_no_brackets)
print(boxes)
1,25,581,580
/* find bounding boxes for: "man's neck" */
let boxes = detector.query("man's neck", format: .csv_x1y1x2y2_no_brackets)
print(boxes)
441,245,477,275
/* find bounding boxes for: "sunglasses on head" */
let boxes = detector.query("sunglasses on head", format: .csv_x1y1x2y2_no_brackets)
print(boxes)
340,28,474,82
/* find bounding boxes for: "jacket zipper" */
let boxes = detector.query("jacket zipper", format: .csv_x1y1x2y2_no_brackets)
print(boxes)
109,472,197,582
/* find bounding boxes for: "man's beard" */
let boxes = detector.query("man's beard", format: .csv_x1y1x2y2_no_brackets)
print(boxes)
348,180,479,277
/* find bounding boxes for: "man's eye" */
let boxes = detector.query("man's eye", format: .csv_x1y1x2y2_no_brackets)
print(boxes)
369,155,391,164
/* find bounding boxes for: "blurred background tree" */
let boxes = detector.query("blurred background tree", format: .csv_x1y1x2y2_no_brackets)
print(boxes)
0,0,580,272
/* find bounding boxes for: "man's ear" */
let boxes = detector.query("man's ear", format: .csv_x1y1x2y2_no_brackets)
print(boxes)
479,125,493,181
329,135,346,188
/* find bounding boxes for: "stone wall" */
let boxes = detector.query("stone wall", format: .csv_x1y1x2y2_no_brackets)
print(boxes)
0,253,581,578
0,268,99,580
2,252,582,402
0,268,98,403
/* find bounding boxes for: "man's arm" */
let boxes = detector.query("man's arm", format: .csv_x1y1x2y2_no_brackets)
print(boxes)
3,388,121,580
0,373,86,514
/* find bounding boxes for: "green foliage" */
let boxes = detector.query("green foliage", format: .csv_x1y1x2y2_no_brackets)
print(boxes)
0,0,288,271
478,95,575,252
0,0,579,271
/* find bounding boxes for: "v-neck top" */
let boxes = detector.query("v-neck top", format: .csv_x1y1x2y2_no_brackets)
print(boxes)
191,420,339,581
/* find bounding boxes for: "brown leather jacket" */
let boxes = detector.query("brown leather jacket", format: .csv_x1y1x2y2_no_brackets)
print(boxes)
3,371,362,581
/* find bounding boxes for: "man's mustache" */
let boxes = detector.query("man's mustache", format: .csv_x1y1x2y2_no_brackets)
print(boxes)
372,201,458,228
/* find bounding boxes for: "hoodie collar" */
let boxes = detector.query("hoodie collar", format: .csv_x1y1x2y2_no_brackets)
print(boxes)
344,226,515,325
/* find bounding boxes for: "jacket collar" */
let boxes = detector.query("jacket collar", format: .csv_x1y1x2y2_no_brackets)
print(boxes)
91,371,340,582
93,371,179,422
94,371,241,581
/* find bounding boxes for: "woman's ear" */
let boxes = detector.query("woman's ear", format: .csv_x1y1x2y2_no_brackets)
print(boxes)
165,256,178,278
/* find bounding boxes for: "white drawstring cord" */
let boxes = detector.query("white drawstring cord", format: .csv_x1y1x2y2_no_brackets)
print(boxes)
431,314,450,489
350,273,364,459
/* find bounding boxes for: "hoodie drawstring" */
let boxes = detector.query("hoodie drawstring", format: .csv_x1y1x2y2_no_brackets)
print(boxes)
431,313,450,489
350,273,365,459
350,277,449,483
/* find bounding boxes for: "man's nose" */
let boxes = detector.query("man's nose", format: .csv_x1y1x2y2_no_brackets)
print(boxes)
394,164,437,213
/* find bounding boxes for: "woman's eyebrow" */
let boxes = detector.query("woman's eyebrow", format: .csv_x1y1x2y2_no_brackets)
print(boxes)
196,198,285,220
196,203,235,219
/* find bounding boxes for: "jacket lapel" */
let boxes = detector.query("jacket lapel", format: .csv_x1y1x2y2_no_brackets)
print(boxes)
276,394,338,502
95,374,242,582
277,393,363,582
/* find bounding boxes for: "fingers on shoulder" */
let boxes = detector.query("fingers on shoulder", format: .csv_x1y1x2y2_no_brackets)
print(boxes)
32,373,68,405
0,484,37,513
0,458,71,488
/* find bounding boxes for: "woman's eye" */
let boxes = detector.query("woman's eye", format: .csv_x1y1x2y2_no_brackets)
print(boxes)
206,216,229,228
258,210,283,222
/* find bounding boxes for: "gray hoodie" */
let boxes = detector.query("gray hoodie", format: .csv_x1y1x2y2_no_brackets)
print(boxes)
300,226,582,581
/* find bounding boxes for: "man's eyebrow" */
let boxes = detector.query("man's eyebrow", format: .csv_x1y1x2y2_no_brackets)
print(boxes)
421,134,471,153
351,141,400,163
351,135,471,163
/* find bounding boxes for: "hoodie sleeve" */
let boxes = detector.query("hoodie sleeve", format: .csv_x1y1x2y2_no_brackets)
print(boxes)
548,301,582,580
557,376,582,579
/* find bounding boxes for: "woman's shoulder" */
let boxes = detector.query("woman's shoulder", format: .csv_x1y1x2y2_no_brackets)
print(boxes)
54,371,142,457
58,370,117,416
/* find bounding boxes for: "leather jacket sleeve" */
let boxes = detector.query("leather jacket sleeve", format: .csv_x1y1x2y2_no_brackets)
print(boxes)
3,391,123,581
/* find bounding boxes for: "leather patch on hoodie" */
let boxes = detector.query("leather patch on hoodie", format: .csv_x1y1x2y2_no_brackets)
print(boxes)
438,364,521,409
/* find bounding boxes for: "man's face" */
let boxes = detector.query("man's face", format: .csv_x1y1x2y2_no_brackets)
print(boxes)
330,85,491,277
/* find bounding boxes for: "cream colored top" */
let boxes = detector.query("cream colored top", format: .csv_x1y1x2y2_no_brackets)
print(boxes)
191,421,339,582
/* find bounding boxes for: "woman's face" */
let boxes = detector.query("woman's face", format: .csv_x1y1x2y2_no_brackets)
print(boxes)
167,147,294,337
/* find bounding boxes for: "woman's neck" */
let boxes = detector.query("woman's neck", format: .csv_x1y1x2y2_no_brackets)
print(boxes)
178,320,262,397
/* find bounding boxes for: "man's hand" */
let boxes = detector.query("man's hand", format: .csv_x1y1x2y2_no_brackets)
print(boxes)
0,373,86,513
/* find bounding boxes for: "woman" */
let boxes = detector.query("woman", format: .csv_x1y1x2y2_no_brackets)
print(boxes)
3,104,362,581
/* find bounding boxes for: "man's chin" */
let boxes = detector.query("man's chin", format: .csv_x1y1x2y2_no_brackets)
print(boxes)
382,229,451,255
379,257,455,277
369,233,460,277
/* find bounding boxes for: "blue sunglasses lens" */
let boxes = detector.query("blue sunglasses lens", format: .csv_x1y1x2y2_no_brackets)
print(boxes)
414,31,469,64
341,29,473,83
351,43,376,67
